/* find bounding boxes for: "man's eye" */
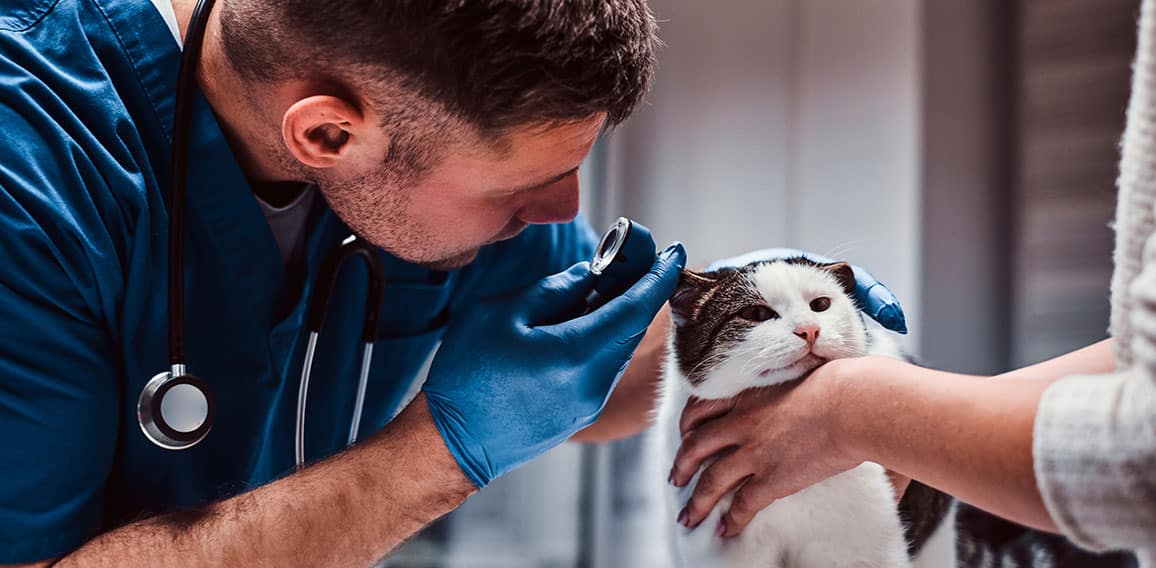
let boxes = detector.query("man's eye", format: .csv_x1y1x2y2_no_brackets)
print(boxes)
810,297,832,312
738,305,778,322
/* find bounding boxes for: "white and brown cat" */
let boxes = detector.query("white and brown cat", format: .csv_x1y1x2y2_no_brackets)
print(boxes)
650,257,956,567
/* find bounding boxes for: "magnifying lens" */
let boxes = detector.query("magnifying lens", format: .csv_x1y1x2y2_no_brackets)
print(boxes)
589,217,656,306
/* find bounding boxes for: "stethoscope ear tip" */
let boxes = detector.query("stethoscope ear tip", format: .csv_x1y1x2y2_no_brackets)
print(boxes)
138,370,214,450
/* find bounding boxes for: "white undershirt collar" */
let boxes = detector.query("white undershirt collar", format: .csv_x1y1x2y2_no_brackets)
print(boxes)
151,0,182,46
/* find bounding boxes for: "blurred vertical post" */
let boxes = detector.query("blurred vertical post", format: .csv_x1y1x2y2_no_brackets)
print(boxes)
577,138,614,568
920,0,1015,375
1009,0,1136,366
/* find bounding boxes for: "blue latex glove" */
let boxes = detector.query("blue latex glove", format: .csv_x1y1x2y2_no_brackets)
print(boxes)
706,248,907,334
424,243,688,487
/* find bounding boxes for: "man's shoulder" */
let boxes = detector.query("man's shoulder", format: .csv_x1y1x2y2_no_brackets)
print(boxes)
0,0,175,239
0,0,58,33
0,0,174,145
0,89,156,247
0,0,160,33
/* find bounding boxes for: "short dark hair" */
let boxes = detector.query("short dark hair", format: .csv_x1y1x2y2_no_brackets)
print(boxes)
219,0,658,135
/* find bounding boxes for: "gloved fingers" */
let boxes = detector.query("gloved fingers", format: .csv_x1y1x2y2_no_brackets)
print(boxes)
535,242,685,342
595,329,646,391
576,242,687,340
872,302,907,334
520,261,598,325
848,263,907,334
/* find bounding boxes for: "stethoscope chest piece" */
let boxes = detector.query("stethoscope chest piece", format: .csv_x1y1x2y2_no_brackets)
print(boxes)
138,369,214,450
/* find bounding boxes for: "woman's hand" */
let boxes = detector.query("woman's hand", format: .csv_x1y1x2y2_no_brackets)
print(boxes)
669,357,869,537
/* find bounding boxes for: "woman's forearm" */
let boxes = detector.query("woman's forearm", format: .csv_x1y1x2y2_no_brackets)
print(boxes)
995,339,1114,381
834,357,1057,531
834,338,1115,530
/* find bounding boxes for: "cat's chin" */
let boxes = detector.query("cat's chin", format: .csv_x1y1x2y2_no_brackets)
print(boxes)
686,354,828,400
755,353,826,383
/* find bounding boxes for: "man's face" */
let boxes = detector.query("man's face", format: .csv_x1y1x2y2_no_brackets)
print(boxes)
316,115,605,270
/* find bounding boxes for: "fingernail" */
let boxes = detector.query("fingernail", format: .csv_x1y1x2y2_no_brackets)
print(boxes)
675,244,687,268
716,520,727,538
677,507,689,527
875,304,908,334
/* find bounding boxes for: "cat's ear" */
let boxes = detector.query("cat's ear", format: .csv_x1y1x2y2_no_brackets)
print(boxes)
822,262,857,297
669,270,721,322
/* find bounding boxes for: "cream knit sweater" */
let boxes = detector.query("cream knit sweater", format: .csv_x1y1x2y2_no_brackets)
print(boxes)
1032,0,1156,563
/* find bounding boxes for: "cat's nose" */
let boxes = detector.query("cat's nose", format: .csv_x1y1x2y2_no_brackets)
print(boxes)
794,325,820,346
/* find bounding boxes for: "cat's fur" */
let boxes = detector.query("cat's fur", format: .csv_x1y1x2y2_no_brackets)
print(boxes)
649,258,956,567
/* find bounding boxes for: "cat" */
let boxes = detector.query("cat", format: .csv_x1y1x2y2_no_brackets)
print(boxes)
649,257,956,567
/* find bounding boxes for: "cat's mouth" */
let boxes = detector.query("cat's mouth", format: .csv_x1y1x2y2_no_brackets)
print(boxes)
758,353,827,377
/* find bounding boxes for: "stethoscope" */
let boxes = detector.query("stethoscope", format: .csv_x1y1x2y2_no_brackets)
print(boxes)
136,0,658,469
137,0,386,470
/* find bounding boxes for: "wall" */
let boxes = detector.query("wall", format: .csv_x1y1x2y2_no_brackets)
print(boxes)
603,0,924,352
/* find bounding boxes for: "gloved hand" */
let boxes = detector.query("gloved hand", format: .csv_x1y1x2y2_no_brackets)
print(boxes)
423,243,688,487
706,248,907,333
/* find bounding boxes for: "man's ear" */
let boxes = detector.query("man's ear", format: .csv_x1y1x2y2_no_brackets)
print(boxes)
282,95,365,169
669,270,722,323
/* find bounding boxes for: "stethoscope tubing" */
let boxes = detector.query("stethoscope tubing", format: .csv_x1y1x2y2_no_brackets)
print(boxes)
295,338,375,468
349,343,374,445
167,0,216,370
295,333,320,469
295,239,386,469
150,0,388,465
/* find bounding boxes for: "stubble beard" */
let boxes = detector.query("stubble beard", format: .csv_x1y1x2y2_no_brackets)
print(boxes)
317,174,486,271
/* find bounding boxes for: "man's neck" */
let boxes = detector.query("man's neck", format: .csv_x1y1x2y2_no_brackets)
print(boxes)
169,0,288,183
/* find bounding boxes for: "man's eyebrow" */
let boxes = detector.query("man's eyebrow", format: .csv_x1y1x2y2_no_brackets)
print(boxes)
506,166,581,194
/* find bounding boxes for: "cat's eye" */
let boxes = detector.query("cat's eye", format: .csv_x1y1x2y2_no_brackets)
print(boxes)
810,297,832,312
738,305,778,322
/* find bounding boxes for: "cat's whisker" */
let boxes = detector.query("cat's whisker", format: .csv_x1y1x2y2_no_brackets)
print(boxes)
686,352,731,379
740,357,768,376
821,241,860,261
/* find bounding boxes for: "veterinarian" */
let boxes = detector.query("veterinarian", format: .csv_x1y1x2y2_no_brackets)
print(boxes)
0,0,915,565
670,2,1156,565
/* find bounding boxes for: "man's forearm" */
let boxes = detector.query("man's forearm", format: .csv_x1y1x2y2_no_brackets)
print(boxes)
56,394,474,567
571,306,670,443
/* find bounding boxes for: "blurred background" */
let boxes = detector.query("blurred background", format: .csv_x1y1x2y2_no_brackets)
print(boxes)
387,0,1137,565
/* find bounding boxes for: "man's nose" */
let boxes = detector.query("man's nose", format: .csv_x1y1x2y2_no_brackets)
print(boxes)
516,174,580,225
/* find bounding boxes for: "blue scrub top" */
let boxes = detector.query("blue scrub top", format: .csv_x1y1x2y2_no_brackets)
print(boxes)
0,0,598,562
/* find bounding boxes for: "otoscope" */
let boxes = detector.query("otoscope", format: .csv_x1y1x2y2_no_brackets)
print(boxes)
587,217,656,308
